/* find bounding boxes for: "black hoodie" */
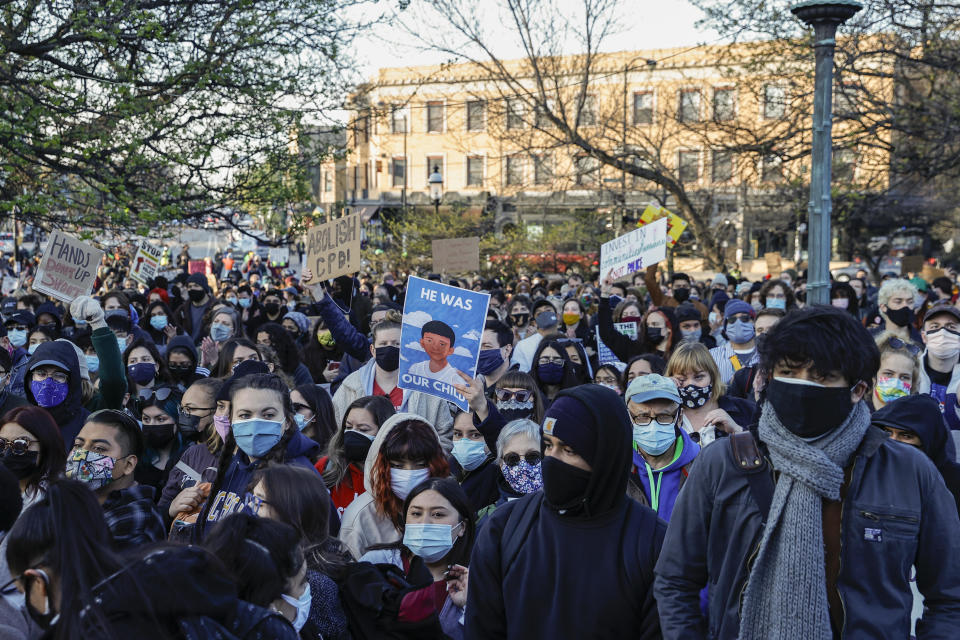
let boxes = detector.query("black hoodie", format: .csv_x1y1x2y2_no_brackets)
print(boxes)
24,340,90,446
872,394,960,512
465,384,666,639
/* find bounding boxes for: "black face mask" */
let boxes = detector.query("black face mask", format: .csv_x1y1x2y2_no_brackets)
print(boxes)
177,413,203,441
884,306,914,328
168,364,193,381
673,287,690,303
1,450,40,480
541,456,591,513
264,302,281,316
375,345,400,372
646,327,664,344
764,378,855,438
187,289,206,303
511,313,529,327
143,423,176,449
343,430,374,464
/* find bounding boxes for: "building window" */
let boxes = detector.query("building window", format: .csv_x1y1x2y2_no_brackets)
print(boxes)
534,154,553,185
713,88,735,122
467,156,484,186
575,155,599,186
426,156,444,183
535,98,557,129
711,150,733,183
354,113,370,144
323,171,333,192
392,157,406,187
467,100,486,131
506,99,525,129
391,105,408,134
833,147,856,181
633,92,653,125
764,84,786,119
506,156,523,186
678,150,700,183
580,95,597,126
678,90,701,123
762,154,783,182
427,101,444,132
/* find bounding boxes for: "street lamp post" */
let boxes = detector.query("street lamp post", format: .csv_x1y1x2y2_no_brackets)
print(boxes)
428,165,443,216
790,0,862,306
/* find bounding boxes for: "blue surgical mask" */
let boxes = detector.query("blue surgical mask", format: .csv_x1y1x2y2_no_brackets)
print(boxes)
451,438,488,471
766,298,786,310
293,413,313,431
476,348,504,376
149,315,168,330
238,298,252,308
633,421,677,456
279,583,311,633
231,418,285,458
403,522,462,563
86,355,100,374
7,329,26,348
680,328,702,343
390,468,430,500
726,319,756,344
226,297,238,306
210,322,232,342
117,337,128,353
27,343,40,355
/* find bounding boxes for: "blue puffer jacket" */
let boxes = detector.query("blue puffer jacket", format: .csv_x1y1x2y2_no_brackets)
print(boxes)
654,424,960,639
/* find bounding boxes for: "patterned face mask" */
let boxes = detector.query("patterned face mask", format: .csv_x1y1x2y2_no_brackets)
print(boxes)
496,399,535,423
500,459,543,494
65,448,117,490
678,383,712,409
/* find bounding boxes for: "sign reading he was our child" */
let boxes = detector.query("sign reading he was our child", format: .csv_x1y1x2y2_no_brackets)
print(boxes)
599,217,668,282
33,231,104,303
130,239,163,285
398,277,490,411
305,214,361,281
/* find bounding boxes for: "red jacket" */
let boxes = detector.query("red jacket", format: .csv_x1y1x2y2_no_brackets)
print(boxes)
315,457,366,518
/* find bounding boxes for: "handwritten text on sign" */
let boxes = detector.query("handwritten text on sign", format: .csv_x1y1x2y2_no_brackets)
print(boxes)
599,217,668,282
33,231,104,303
130,240,163,285
305,214,361,280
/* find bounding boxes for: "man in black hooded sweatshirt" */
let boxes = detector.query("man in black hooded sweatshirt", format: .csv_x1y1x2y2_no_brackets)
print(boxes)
24,340,90,446
466,384,666,639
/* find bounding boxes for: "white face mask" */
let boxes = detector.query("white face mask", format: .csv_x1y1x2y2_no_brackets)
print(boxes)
926,327,960,360
390,468,431,500
280,582,311,632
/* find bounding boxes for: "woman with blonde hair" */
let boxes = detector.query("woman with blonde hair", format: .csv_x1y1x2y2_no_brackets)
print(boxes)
870,333,921,410
665,341,756,446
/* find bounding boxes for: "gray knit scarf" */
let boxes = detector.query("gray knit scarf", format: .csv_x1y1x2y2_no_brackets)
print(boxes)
738,399,871,640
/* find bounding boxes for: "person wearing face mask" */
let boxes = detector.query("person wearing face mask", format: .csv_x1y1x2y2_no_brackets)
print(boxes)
869,335,920,411
446,408,498,513
830,281,860,317
506,295,535,342
476,319,514,389
122,338,174,404
331,319,454,453
2,310,36,398
530,340,579,410
338,414,450,560
709,299,759,385
132,385,186,497
475,418,544,522
675,302,716,349
23,341,89,446
67,409,166,548
916,301,960,434
359,478,474,639
642,307,676,360
173,273,215,343
624,375,700,521
0,406,66,511
467,384,666,639
165,335,208,390
655,306,960,640
643,264,709,320
245,290,286,338
758,279,795,312
67,296,129,413
510,299,560,373
869,278,923,345
301,318,346,385
281,310,310,347
594,364,624,394
140,299,181,352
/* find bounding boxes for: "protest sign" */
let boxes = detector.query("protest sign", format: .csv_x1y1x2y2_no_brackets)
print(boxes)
596,321,637,368
130,240,163,285
398,276,490,411
188,260,206,274
901,255,924,276
32,231,104,303
305,214,361,280
1,276,18,296
599,217,668,282
638,204,688,248
268,247,290,266
432,237,480,273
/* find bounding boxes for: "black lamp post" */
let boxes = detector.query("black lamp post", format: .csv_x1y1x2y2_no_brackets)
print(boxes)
428,165,443,216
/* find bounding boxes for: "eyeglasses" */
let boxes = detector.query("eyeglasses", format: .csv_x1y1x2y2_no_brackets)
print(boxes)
537,356,565,366
886,337,921,355
0,437,37,456
555,337,583,345
137,386,179,403
495,388,534,403
632,412,678,426
31,369,68,384
243,492,269,515
727,314,753,324
502,451,542,467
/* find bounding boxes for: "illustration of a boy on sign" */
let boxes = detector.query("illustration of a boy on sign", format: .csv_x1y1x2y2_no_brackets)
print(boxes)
408,320,462,386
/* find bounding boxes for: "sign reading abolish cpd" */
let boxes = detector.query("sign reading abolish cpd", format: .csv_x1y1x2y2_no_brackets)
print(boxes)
305,214,361,280
33,231,104,303
599,217,668,282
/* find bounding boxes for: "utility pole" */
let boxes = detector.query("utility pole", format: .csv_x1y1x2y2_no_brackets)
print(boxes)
790,1,862,305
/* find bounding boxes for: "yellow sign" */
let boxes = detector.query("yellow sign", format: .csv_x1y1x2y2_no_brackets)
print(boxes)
638,204,687,248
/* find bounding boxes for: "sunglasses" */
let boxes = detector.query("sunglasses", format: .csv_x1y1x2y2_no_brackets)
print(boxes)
887,337,921,356
0,437,36,456
495,388,534,403
502,451,542,467
137,386,179,402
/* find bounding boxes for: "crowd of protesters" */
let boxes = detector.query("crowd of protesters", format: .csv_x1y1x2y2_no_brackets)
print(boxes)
0,241,958,640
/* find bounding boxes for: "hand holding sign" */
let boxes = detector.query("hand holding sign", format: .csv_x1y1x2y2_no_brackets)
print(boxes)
599,217,668,283
453,371,489,421
33,231,104,303
300,267,326,300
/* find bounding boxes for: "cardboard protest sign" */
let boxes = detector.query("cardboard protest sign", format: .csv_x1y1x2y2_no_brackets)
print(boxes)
596,321,637,368
130,240,163,285
32,231,104,303
188,260,206,274
922,263,944,282
764,252,782,275
305,214,361,281
268,247,290,266
901,255,924,276
639,204,687,248
599,217,668,282
432,237,480,273
398,276,490,411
